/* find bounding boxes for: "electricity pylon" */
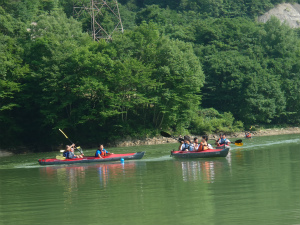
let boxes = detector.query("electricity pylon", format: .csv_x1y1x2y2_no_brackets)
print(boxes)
73,0,124,41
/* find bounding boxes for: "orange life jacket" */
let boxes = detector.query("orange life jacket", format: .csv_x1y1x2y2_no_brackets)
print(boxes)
198,142,209,151
101,150,106,156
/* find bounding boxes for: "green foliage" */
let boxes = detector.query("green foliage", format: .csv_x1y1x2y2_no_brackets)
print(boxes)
0,0,58,22
2,0,300,151
0,7,29,147
99,22,204,137
197,17,299,125
190,108,244,134
122,0,300,19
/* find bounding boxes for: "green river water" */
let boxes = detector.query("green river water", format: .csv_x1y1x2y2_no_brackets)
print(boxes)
0,134,300,225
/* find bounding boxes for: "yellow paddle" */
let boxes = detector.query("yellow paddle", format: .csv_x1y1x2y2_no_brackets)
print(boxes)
56,155,66,160
235,142,243,146
58,129,84,154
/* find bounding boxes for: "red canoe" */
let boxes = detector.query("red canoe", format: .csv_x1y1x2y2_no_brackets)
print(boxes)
171,148,229,158
38,152,145,165
215,144,230,149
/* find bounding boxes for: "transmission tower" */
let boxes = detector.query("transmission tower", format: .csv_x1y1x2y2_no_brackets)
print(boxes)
73,0,124,41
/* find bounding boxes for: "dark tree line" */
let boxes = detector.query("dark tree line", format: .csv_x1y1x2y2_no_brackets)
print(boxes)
1,0,300,151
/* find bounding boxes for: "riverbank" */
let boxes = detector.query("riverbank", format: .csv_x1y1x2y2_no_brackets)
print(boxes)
1,127,300,156
0,150,13,157
110,127,300,147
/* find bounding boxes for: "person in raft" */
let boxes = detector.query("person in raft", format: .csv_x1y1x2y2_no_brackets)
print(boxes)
193,137,199,151
203,135,213,149
245,132,252,138
198,136,210,151
217,134,231,146
64,144,83,159
179,136,194,151
95,144,113,158
215,134,222,146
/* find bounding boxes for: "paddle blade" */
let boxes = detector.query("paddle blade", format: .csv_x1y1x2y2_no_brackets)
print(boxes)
160,131,172,138
235,142,243,146
56,155,66,160
59,128,68,139
76,146,83,154
234,139,243,143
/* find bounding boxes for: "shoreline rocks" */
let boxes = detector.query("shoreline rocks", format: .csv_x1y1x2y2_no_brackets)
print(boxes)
0,150,13,157
107,136,178,147
1,127,299,155
110,127,300,148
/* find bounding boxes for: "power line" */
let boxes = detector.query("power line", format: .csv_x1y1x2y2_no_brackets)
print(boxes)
73,0,124,41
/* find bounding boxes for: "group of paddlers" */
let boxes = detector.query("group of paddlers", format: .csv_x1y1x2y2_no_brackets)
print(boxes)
179,134,231,151
63,144,113,159
62,133,233,158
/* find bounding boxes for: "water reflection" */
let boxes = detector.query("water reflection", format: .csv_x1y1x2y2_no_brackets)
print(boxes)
39,162,138,189
39,162,142,212
97,162,131,188
175,157,231,183
234,148,244,166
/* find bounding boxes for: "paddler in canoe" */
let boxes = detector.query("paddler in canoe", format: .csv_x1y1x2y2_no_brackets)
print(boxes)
215,134,222,146
245,132,252,138
179,136,194,151
63,144,84,159
179,135,213,152
216,134,231,146
198,135,213,151
193,137,199,150
95,144,114,158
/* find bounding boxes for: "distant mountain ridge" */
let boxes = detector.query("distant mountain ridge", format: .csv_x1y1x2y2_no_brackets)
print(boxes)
258,3,300,28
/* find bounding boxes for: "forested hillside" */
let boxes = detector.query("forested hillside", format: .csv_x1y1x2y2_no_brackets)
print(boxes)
1,0,300,151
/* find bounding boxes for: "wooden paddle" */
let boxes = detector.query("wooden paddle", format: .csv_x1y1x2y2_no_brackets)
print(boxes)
160,131,185,143
56,155,66,160
220,139,243,146
160,131,172,138
235,142,243,146
233,139,243,146
59,129,84,154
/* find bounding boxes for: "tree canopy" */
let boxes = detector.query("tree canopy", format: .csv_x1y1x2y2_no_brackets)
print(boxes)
1,0,300,151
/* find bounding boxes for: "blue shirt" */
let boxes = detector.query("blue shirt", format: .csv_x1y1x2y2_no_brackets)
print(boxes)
63,151,75,159
95,149,108,157
219,138,230,145
180,143,194,151
194,143,199,151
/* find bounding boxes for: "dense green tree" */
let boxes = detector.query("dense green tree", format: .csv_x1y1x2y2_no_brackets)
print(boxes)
0,7,29,147
202,50,285,124
195,17,299,125
190,108,244,134
2,0,300,151
111,22,205,133
17,10,94,148
262,18,300,123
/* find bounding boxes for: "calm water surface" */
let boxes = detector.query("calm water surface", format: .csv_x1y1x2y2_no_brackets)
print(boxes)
0,135,300,225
